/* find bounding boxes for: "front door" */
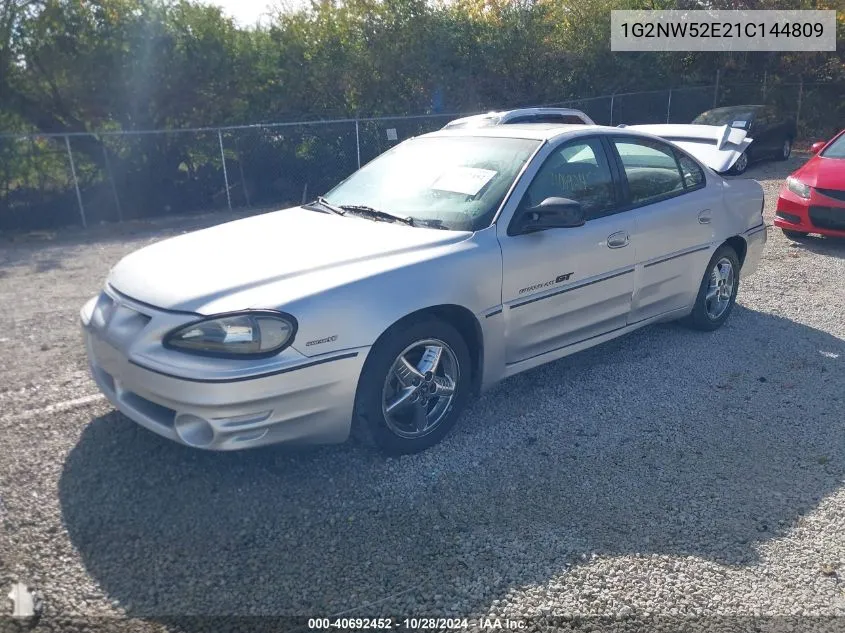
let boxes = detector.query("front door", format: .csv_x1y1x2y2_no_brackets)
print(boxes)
498,137,636,365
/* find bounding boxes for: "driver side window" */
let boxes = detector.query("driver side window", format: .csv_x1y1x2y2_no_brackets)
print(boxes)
520,138,616,220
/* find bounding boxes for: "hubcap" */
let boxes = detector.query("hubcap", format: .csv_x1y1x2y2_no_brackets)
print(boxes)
705,257,735,320
783,140,791,158
382,339,459,439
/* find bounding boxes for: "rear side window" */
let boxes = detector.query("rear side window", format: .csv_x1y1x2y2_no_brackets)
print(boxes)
540,115,589,124
612,137,685,206
509,114,588,125
676,152,705,189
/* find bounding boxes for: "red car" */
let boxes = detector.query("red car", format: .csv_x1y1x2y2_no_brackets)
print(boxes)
775,129,845,239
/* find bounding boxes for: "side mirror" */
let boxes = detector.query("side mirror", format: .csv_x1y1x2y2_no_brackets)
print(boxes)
810,141,826,154
513,197,585,235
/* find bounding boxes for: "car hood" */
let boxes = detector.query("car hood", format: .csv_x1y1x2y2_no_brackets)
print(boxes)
626,124,753,173
107,207,471,314
795,156,845,190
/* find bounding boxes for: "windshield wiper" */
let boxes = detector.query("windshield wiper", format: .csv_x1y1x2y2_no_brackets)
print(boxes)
410,217,450,230
338,204,414,227
302,197,346,216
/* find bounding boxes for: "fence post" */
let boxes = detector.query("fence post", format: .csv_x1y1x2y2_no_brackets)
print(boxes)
65,135,87,228
609,94,615,126
666,89,672,123
713,69,721,108
795,76,804,133
101,140,123,222
236,137,251,208
218,129,232,211
355,119,361,169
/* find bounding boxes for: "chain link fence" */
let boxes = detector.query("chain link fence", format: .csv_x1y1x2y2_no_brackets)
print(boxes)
1,81,842,231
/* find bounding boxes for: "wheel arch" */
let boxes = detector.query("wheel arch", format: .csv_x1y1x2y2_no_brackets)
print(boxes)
722,235,748,267
366,304,485,395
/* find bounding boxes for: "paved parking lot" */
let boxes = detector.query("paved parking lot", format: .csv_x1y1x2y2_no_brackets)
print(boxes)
2,154,845,631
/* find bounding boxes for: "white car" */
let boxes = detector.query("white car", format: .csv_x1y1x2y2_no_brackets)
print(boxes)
443,107,595,129
81,123,766,455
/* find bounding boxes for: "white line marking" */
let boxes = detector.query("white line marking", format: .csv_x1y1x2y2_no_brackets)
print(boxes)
2,393,106,422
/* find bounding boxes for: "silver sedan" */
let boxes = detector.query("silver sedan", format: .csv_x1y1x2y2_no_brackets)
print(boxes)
81,124,767,455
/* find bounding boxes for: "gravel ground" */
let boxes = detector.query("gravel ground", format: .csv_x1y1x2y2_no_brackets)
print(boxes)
2,154,845,632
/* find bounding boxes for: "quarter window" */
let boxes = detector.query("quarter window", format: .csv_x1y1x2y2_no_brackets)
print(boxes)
521,138,616,219
613,138,685,205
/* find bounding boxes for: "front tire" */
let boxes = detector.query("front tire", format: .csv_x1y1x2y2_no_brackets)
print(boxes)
353,318,472,455
683,246,740,332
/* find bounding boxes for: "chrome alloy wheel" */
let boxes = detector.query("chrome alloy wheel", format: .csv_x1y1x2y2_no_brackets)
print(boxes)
381,339,459,439
734,152,748,173
705,257,735,320
782,139,792,159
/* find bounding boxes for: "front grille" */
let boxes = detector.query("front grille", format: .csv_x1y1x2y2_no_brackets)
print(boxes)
817,188,845,202
809,206,845,231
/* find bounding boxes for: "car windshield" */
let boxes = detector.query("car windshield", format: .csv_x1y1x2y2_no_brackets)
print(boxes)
692,107,757,128
322,135,540,231
821,133,845,159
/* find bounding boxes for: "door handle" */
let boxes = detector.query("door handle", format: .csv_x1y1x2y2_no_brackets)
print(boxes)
698,209,712,224
606,231,629,249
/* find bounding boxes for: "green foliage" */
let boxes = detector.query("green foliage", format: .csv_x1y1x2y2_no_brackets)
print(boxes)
0,0,843,228
3,0,842,132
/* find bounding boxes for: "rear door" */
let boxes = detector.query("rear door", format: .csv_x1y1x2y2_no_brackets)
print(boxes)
608,136,717,323
749,108,776,157
764,106,792,153
498,136,635,364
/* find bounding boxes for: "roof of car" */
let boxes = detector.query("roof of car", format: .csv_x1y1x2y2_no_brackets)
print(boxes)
443,107,594,129
425,123,606,142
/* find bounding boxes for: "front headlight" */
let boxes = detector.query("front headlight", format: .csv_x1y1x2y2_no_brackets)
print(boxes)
164,311,297,358
786,176,811,199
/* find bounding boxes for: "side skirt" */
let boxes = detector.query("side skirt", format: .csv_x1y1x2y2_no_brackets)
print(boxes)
501,306,690,380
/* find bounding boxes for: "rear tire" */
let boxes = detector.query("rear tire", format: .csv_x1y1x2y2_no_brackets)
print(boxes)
352,317,472,455
778,138,793,161
728,151,749,175
682,246,740,332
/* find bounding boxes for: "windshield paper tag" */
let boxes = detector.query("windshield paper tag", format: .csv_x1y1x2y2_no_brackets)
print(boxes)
732,120,748,128
431,167,497,196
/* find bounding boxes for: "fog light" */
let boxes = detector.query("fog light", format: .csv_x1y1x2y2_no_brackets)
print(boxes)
174,413,215,448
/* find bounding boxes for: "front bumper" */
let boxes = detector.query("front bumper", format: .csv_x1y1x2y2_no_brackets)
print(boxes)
774,187,845,238
82,295,369,451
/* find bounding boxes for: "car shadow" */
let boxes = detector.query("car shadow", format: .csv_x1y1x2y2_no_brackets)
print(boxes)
782,232,845,258
58,305,845,623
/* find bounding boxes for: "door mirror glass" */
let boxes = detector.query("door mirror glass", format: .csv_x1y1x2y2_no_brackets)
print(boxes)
515,197,585,233
811,141,827,154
